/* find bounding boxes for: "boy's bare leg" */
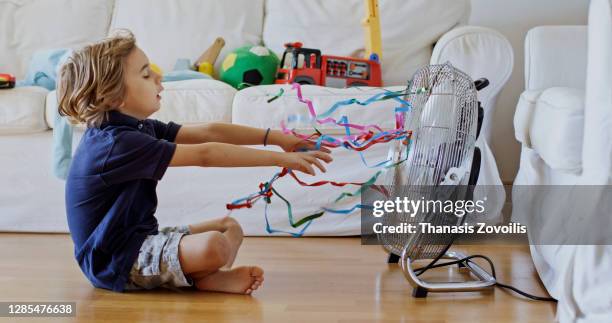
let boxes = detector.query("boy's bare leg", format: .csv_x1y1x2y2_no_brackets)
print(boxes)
188,216,243,269
178,231,263,294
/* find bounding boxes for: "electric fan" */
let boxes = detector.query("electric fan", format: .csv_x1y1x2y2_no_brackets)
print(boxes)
379,63,495,297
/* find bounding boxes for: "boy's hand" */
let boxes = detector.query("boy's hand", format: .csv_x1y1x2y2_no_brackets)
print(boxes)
276,151,333,176
276,133,332,154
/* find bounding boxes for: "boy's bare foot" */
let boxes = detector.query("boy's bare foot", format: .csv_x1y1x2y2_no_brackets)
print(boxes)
194,266,264,295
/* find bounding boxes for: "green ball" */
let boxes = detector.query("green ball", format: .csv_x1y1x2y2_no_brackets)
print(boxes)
219,46,280,89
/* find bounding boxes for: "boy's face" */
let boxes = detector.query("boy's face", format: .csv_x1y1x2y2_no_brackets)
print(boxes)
119,46,163,119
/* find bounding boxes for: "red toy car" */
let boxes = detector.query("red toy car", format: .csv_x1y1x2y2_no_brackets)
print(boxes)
0,73,16,89
276,42,382,88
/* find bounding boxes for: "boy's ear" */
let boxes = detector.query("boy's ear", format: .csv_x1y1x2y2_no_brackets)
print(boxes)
111,98,125,109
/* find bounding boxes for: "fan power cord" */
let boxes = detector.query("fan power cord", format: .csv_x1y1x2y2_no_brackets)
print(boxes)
413,254,557,302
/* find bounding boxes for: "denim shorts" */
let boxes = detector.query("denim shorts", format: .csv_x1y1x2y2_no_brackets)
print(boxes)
124,226,194,291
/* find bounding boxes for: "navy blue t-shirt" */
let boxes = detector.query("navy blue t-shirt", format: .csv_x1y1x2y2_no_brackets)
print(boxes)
65,110,181,292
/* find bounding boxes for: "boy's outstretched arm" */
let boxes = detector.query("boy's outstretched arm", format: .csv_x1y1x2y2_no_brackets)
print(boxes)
169,142,332,176
175,123,331,153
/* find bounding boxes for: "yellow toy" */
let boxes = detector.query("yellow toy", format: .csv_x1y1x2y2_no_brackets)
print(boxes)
148,37,225,80
149,63,163,76
362,0,382,61
194,37,226,77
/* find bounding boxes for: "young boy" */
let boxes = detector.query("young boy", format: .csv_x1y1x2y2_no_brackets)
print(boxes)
57,31,332,294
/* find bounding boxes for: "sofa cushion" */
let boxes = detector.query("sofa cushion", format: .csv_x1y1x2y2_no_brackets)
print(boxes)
530,87,585,172
263,0,470,86
151,80,236,124
0,87,49,134
0,0,114,79
232,84,406,134
110,0,265,75
46,79,235,129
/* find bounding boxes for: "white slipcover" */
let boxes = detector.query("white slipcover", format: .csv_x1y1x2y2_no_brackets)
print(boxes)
45,79,236,129
0,0,114,79
529,87,585,173
110,0,265,74
263,0,470,86
0,86,48,134
513,0,612,321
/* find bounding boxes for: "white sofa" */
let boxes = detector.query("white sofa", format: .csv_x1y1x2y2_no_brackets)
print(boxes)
513,0,612,321
0,0,513,235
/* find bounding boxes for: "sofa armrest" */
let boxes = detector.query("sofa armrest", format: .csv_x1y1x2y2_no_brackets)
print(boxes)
431,26,513,143
525,26,588,91
515,87,586,173
530,87,585,173
514,90,543,148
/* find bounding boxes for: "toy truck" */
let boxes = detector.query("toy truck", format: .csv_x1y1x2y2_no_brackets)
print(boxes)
0,74,16,89
275,42,382,88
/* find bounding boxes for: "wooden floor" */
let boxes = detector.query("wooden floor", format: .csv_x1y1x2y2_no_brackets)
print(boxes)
0,234,556,323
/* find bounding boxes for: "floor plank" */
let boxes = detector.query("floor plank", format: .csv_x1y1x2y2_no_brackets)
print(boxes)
0,234,556,322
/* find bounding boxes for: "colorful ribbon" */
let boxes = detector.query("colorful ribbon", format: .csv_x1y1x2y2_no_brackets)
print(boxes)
227,84,414,236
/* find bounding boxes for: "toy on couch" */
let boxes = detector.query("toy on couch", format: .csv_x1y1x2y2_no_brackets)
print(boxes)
194,37,226,77
362,0,383,62
148,37,225,81
219,45,280,89
149,63,163,76
275,0,383,88
0,73,16,89
275,42,382,88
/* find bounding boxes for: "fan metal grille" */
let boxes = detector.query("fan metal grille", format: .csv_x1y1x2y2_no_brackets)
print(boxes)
379,63,479,259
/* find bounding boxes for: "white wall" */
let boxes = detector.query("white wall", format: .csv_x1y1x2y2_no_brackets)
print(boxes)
469,0,589,182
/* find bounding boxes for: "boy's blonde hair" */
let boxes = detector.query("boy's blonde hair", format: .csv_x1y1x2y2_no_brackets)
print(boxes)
58,30,136,127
